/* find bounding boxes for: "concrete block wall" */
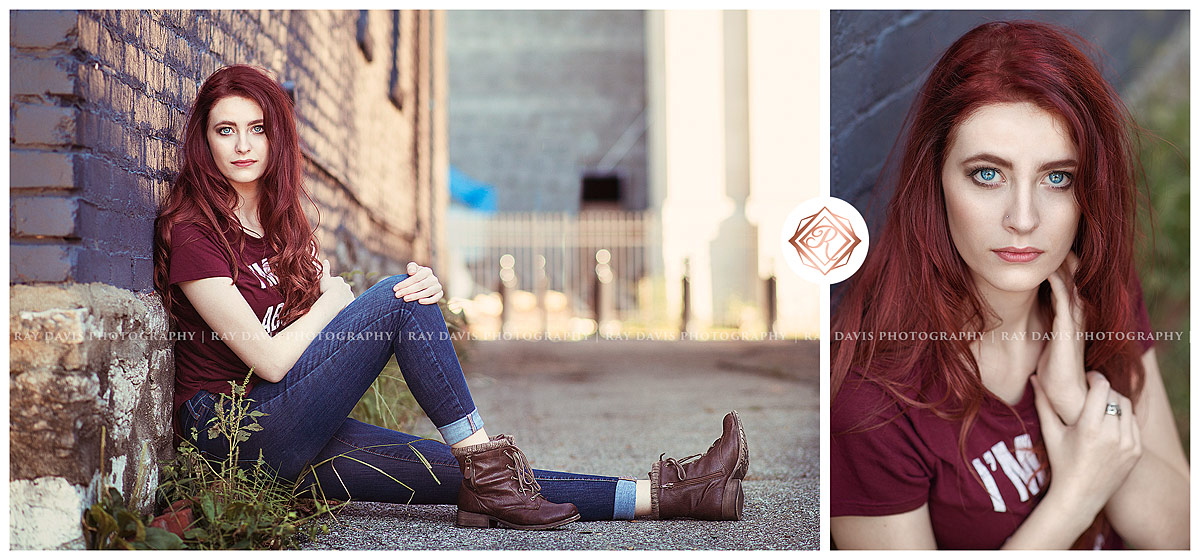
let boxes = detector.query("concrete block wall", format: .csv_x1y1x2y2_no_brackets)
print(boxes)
9,9,443,549
830,10,1187,229
446,10,647,212
9,284,174,549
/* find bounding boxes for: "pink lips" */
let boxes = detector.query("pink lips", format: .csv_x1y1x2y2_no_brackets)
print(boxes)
232,160,256,167
993,247,1043,263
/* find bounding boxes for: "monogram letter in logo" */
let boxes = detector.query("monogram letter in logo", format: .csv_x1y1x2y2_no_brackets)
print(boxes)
789,207,862,275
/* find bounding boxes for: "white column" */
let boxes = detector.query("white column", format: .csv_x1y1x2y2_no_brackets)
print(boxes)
745,10,822,337
655,10,732,332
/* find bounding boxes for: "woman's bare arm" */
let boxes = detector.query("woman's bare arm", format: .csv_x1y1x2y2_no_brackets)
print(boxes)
1101,348,1190,549
831,506,938,549
832,495,1092,550
178,265,354,383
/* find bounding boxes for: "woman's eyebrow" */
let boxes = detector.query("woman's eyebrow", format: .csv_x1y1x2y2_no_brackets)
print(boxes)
960,152,1012,168
211,119,265,127
959,153,1077,172
1037,158,1078,172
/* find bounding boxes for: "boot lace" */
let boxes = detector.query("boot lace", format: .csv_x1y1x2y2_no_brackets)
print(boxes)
505,448,544,501
661,432,722,480
660,453,702,480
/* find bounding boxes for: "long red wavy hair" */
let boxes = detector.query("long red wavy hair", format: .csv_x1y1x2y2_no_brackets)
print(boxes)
832,21,1147,545
154,65,322,328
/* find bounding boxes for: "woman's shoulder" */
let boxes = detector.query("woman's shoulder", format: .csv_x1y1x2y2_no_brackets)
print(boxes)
169,219,218,245
832,367,919,434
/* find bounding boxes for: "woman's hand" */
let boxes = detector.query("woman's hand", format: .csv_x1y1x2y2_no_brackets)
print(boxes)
1035,251,1088,424
393,262,444,304
1032,372,1142,528
319,259,353,301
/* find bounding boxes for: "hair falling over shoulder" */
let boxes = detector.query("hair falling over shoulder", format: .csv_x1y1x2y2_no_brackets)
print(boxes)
832,21,1147,422
153,64,323,327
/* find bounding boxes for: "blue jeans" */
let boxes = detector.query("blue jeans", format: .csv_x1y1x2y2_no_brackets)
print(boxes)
177,274,635,521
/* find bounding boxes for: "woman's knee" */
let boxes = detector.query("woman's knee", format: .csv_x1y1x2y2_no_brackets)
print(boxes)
370,274,411,292
358,274,412,304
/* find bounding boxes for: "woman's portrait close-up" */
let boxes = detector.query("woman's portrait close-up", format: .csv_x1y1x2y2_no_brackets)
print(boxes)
829,11,1190,550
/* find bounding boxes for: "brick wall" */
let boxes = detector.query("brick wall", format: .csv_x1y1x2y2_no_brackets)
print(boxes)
445,10,647,212
830,10,1186,227
11,9,444,288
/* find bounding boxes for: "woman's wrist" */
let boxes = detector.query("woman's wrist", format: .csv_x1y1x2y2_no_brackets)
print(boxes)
999,489,1092,549
1039,485,1098,538
1040,374,1088,424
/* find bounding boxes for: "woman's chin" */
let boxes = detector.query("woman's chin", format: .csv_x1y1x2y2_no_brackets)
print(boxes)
975,271,1050,297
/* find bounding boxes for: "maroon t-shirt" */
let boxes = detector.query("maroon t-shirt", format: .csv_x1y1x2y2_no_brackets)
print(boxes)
831,302,1155,549
167,221,286,417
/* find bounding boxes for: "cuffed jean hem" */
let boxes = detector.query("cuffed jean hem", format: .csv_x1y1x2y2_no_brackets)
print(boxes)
614,478,637,520
437,408,484,445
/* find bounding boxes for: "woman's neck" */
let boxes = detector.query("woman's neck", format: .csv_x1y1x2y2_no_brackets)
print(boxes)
972,280,1046,404
230,182,262,233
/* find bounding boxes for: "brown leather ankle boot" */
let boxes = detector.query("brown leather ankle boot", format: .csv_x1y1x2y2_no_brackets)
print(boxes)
451,434,580,530
649,410,749,520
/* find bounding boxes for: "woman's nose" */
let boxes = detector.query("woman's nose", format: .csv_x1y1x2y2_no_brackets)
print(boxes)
1003,185,1039,233
235,133,251,154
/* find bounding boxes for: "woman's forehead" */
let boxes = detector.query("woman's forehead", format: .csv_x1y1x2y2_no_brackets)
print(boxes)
947,102,1078,163
208,95,264,124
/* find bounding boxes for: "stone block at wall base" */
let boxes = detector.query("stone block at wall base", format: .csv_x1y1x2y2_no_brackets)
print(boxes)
9,283,174,550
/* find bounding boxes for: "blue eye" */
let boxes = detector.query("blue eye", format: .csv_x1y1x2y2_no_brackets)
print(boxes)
252,125,265,134
217,126,233,135
970,167,1002,185
1046,171,1072,188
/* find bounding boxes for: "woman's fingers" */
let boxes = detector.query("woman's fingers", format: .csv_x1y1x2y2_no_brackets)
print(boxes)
393,263,431,294
393,263,443,303
322,258,331,278
1065,250,1081,277
1062,252,1085,328
1119,393,1141,457
403,279,441,300
417,289,444,305
1045,267,1069,323
1078,371,1112,428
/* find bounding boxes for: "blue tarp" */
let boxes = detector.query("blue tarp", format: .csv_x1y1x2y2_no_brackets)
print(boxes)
449,166,497,213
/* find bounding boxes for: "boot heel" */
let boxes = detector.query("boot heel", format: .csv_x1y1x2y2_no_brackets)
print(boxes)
456,510,495,528
721,478,744,521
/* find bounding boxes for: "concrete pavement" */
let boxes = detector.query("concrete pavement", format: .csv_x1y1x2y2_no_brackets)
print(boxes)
302,339,819,550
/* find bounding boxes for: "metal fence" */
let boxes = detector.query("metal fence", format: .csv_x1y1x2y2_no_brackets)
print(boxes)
446,210,659,323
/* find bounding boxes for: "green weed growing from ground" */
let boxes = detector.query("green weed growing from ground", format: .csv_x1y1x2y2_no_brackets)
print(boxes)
82,427,184,550
155,372,338,549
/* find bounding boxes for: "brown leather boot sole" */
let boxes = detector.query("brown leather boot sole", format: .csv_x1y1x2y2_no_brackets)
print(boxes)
730,410,749,480
456,510,581,530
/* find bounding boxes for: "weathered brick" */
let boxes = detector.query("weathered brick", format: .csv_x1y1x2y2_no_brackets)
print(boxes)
10,244,72,283
130,256,155,291
12,103,78,146
11,10,79,49
11,196,78,237
10,57,75,96
75,247,132,286
76,14,100,53
10,151,75,189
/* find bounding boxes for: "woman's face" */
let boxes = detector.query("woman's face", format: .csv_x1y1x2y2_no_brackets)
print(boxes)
942,101,1081,296
206,96,269,190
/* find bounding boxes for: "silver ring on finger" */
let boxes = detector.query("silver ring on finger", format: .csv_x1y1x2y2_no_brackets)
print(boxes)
1104,402,1122,417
